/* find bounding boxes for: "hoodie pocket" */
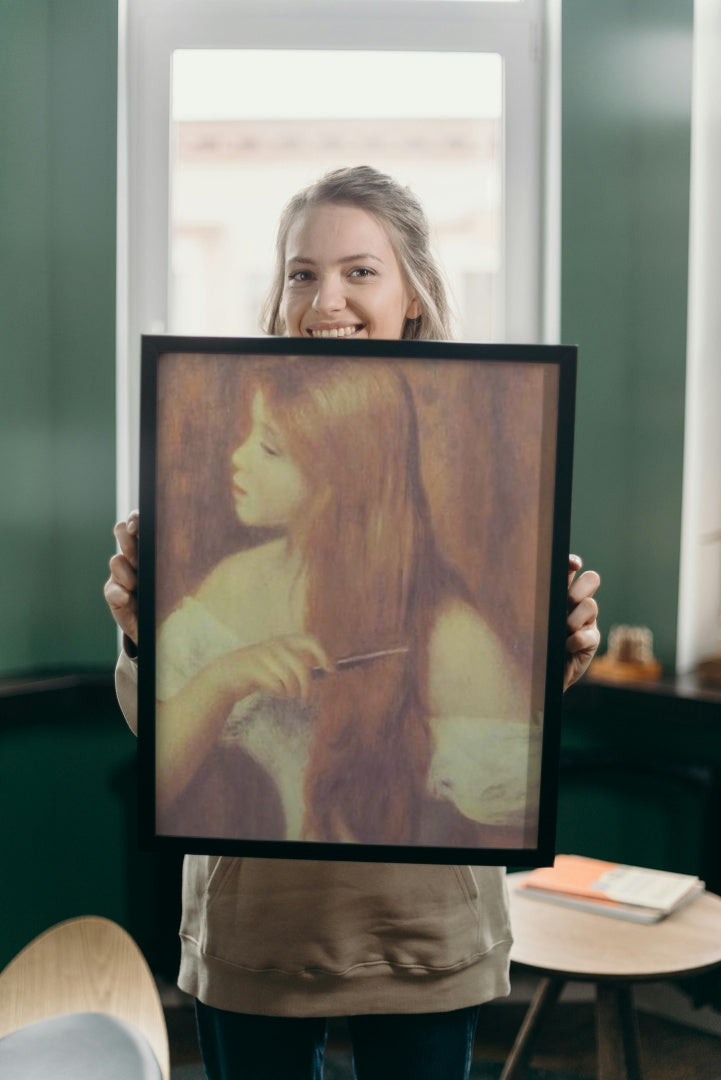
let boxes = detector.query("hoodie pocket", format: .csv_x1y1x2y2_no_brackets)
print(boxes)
180,854,238,950
186,858,510,976
454,864,480,907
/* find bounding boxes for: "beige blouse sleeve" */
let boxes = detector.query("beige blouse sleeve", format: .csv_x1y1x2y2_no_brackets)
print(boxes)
115,647,139,736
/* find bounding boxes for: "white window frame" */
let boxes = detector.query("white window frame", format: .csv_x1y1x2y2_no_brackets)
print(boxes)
676,0,721,674
117,0,559,512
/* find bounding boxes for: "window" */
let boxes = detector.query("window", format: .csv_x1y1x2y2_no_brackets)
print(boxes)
118,0,557,509
169,49,503,340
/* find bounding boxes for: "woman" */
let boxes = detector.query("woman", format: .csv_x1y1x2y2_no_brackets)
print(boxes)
154,357,537,848
106,166,600,1080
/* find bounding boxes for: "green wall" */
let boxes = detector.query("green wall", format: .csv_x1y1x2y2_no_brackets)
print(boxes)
0,0,118,675
562,0,693,669
0,0,128,969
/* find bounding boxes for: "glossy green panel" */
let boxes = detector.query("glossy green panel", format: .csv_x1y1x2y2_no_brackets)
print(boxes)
0,0,118,673
46,0,119,666
0,3,55,668
562,0,693,668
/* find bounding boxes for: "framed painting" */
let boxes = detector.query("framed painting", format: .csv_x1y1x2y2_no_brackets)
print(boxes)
137,336,576,865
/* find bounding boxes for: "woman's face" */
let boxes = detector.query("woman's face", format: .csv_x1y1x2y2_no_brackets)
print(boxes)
281,203,421,340
231,390,308,529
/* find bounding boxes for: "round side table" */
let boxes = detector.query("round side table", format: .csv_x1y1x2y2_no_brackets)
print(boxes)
502,872,721,1080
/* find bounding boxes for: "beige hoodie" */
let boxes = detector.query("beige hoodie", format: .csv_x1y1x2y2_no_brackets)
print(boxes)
116,650,512,1016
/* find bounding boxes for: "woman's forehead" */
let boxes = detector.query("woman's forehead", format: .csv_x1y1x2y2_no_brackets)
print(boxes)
284,203,396,264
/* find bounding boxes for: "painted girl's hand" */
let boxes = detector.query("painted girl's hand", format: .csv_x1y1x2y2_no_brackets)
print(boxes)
156,632,332,808
564,554,601,691
217,633,332,706
104,510,140,646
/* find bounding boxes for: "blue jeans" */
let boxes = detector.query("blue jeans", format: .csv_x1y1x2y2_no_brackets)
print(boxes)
195,1000,481,1080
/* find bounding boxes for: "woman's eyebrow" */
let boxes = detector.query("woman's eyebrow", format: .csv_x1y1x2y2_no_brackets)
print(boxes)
338,253,383,264
286,253,384,266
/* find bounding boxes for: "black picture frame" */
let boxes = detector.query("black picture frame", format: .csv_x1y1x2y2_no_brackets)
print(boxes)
138,335,576,866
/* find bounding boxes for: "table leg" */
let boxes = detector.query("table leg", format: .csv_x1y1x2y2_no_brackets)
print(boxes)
596,982,643,1080
499,976,565,1080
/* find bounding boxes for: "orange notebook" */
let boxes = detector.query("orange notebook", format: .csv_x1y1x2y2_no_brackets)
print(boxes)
515,855,704,923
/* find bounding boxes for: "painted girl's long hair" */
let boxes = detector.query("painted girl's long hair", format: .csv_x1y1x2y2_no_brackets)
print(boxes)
252,357,469,843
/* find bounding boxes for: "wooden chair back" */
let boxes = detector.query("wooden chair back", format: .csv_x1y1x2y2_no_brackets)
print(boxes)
0,916,169,1080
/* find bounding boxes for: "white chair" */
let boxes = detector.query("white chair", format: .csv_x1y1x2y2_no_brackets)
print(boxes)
0,915,170,1079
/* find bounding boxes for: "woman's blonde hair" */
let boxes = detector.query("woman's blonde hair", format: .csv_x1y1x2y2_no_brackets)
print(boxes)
261,165,454,341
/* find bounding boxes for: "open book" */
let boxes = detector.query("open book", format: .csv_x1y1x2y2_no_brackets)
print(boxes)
514,854,705,923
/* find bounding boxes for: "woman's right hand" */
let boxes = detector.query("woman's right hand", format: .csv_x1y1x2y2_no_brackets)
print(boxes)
103,510,139,645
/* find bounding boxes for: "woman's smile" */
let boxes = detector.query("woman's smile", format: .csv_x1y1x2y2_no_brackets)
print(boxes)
306,323,365,339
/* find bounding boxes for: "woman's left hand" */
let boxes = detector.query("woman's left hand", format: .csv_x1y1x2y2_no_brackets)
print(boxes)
564,554,601,691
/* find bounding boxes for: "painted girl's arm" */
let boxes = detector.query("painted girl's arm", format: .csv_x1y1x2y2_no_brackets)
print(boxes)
156,634,329,810
425,601,539,827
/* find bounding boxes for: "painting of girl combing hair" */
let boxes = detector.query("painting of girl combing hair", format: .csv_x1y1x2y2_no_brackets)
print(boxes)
149,344,562,856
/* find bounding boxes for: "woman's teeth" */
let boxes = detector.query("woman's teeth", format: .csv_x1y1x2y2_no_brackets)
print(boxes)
310,325,361,338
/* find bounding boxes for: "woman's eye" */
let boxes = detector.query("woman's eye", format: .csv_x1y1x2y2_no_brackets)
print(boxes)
260,442,280,457
288,270,312,283
349,267,374,279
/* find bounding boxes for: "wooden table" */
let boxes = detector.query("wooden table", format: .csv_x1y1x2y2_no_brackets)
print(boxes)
502,873,721,1080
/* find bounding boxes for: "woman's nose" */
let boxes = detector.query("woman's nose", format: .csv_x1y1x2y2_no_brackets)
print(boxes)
312,274,345,314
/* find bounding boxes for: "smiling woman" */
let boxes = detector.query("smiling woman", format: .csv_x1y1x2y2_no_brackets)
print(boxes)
108,157,591,1080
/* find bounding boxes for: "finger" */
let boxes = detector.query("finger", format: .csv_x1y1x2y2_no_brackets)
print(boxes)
568,569,601,607
103,578,131,612
284,633,332,672
103,580,138,640
108,552,137,592
258,650,304,700
113,519,139,567
566,595,599,634
273,642,315,702
566,624,601,657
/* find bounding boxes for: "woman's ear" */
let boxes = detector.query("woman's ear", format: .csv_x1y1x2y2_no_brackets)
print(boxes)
406,296,423,320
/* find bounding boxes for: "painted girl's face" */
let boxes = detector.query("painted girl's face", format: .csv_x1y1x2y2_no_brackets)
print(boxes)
231,390,307,529
281,203,421,341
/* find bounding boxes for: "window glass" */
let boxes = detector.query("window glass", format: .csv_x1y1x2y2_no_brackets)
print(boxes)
170,50,503,340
